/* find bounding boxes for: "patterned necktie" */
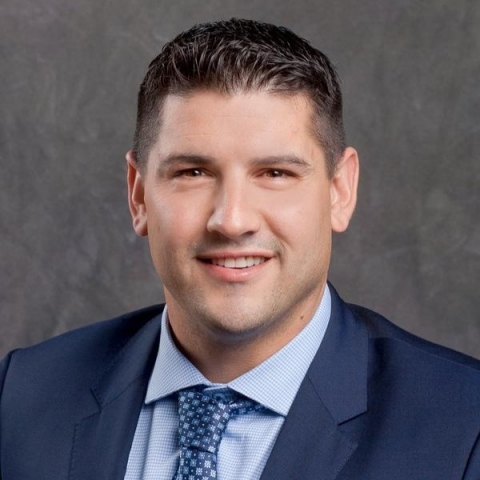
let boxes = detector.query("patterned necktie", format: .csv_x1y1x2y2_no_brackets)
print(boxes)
173,388,263,480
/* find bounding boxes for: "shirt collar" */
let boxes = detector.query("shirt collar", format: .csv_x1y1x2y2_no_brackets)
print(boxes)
145,285,331,416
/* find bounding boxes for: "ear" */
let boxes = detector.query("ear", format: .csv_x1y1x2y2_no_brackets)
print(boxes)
126,150,148,236
330,147,359,233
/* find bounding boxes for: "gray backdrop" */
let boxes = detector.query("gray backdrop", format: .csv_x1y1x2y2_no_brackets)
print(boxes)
1,0,479,359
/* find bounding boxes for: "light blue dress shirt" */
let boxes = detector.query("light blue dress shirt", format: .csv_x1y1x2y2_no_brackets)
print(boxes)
125,286,331,480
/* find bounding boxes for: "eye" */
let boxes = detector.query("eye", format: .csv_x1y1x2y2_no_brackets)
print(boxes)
264,169,292,178
176,168,205,177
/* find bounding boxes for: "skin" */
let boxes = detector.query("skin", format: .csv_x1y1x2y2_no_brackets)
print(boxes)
127,90,359,382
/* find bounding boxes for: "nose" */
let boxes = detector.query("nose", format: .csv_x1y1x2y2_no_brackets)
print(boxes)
206,179,261,240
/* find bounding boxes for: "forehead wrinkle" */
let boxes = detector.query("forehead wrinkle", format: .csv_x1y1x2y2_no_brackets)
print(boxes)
163,132,220,140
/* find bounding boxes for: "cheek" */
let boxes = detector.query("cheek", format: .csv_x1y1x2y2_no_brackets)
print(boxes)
147,194,208,248
265,187,331,239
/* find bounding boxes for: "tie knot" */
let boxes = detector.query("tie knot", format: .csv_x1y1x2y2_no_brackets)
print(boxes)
174,389,263,480
177,389,262,453
177,390,230,453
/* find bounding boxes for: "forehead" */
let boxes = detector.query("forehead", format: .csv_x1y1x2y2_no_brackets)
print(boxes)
153,90,320,159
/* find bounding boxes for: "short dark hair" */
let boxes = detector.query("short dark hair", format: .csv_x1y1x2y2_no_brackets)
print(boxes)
133,18,346,177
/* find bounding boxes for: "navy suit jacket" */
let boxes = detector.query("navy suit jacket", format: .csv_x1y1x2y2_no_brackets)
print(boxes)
1,286,480,479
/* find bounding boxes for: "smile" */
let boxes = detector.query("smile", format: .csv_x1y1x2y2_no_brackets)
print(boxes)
209,256,267,269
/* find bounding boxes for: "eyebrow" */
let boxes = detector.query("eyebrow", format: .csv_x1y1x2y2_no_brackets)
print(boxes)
155,154,214,175
155,153,314,174
250,154,314,172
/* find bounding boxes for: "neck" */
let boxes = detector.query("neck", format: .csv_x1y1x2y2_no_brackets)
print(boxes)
165,289,324,383
170,329,287,383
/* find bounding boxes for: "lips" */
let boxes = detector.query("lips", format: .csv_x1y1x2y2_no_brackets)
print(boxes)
210,256,267,268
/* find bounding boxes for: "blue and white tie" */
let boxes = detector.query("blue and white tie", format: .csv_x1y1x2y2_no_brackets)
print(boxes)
173,389,262,480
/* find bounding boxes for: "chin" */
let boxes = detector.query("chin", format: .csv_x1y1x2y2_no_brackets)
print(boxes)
200,306,278,343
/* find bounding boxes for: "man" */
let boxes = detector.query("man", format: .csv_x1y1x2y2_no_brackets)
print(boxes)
1,18,479,480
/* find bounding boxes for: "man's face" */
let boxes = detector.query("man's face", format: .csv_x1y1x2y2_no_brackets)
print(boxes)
128,90,358,352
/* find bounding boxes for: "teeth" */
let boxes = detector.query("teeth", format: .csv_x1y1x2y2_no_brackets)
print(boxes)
225,258,235,268
236,257,247,268
211,256,267,268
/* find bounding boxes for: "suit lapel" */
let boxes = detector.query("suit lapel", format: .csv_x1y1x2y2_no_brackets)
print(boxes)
66,286,368,479
68,310,163,480
260,286,369,480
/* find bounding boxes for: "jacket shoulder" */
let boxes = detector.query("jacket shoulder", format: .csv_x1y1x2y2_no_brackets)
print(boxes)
349,302,480,371
0,304,165,391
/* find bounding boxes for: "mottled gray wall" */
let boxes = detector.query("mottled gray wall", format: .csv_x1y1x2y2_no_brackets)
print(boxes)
1,0,479,358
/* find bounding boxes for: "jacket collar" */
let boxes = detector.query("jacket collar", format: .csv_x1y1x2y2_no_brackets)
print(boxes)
69,306,163,480
260,284,368,480
308,283,368,424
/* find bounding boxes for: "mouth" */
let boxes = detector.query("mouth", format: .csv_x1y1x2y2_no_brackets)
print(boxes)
199,256,269,269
